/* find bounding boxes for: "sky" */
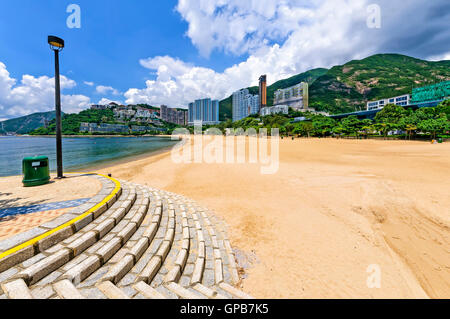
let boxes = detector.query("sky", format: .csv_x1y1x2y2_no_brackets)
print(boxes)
0,0,449,120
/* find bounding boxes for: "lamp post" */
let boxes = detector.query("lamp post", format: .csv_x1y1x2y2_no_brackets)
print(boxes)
48,36,65,179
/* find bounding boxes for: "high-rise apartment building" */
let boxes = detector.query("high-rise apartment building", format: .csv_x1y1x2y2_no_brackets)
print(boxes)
273,82,309,110
232,89,260,122
188,98,220,125
259,75,267,110
160,105,187,125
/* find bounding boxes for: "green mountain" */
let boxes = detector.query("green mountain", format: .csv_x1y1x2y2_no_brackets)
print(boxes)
309,54,450,114
219,68,328,121
31,108,119,135
220,54,450,118
0,111,57,134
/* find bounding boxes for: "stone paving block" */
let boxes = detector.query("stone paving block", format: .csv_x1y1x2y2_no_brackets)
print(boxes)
191,257,204,285
164,229,175,242
78,287,107,299
179,275,191,288
77,266,109,288
31,285,55,299
143,223,158,241
155,285,178,299
93,204,108,219
120,285,138,298
133,251,152,274
205,258,214,270
93,218,115,239
1,279,33,299
35,270,63,286
21,253,46,268
202,268,215,287
129,238,149,262
117,223,137,244
53,279,85,299
0,227,47,252
166,282,204,299
215,259,224,284
219,283,254,299
175,249,188,269
61,253,89,273
62,231,83,245
156,241,171,260
109,208,127,223
37,226,73,252
40,213,78,230
118,273,137,287
182,239,190,251
183,263,194,276
95,237,122,264
103,254,134,284
18,248,71,285
96,281,129,299
133,281,166,299
73,213,95,232
110,219,128,234
67,231,97,256
139,256,161,283
150,273,164,287
164,265,181,283
64,255,101,284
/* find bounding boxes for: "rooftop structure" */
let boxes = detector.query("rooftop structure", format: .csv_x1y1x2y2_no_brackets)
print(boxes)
274,82,309,110
366,94,411,110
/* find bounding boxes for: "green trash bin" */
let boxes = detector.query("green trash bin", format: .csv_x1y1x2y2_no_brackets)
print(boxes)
22,156,50,187
438,138,443,143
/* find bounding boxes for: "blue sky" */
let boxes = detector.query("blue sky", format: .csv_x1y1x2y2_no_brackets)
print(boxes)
0,1,243,102
0,0,449,120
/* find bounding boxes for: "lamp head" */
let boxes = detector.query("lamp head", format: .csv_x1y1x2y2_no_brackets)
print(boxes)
48,36,64,51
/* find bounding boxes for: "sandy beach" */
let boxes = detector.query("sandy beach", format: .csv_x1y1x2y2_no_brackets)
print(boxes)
97,137,450,299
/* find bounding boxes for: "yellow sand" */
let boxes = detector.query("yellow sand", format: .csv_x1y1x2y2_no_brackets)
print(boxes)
97,138,446,298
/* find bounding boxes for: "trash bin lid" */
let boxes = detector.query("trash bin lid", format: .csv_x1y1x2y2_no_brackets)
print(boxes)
23,156,49,162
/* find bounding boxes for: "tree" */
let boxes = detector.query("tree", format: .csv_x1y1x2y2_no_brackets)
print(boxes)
312,116,336,137
374,104,406,125
417,115,449,140
341,115,363,136
360,119,373,138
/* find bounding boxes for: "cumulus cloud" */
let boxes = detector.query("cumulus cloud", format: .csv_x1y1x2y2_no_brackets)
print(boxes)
84,81,94,86
96,85,120,96
97,98,122,105
0,62,91,118
125,0,450,107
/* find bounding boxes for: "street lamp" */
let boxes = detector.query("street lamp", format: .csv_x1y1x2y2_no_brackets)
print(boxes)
48,36,65,179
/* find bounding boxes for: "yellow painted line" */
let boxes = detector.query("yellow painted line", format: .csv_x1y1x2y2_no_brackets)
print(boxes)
0,173,121,261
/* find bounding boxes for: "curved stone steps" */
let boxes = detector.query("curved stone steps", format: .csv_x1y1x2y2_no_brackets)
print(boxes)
0,182,252,299
0,182,134,299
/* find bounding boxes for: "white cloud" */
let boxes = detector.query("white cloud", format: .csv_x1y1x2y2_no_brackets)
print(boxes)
97,98,122,105
125,0,450,107
84,81,94,86
428,52,450,62
96,85,120,96
0,61,91,118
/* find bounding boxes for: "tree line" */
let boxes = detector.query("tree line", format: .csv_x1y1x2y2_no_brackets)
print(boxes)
205,99,450,140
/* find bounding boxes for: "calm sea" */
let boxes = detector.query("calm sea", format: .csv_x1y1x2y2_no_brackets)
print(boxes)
0,136,178,177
